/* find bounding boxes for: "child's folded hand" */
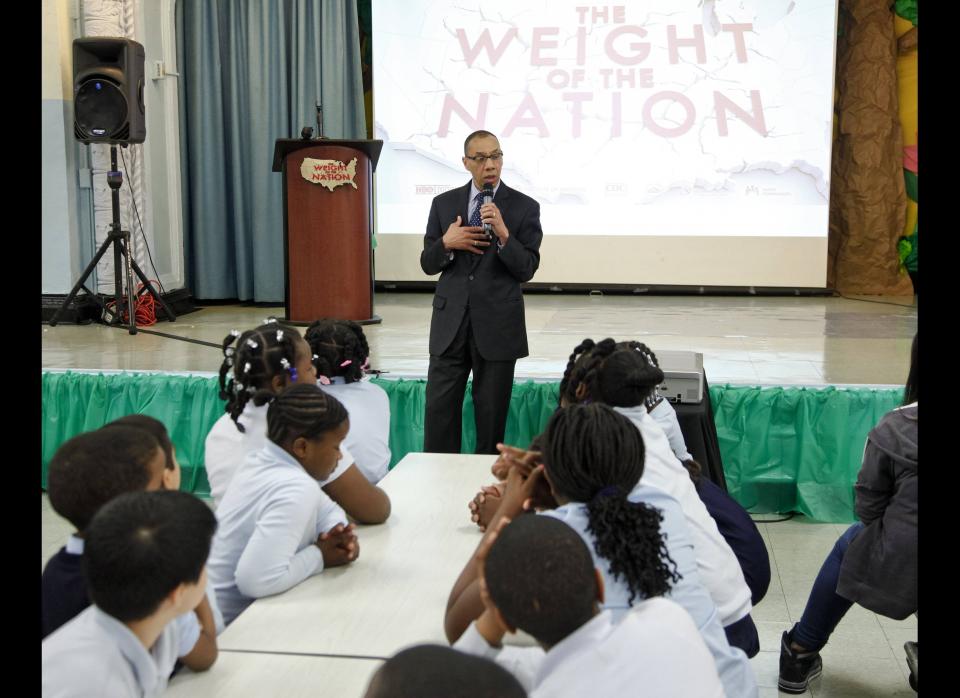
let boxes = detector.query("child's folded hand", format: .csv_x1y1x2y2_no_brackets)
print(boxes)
468,483,506,531
317,523,360,566
492,443,542,480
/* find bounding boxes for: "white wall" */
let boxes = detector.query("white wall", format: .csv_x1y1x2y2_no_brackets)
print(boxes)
42,0,83,294
41,0,185,296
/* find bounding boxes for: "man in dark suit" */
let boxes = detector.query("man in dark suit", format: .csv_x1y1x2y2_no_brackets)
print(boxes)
420,131,543,454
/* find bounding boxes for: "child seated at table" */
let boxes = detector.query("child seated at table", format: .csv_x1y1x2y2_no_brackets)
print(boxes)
306,318,392,483
452,515,723,697
42,490,218,696
208,383,360,625
42,421,220,672
472,338,759,656
447,404,757,697
364,645,527,698
205,320,390,523
610,340,770,606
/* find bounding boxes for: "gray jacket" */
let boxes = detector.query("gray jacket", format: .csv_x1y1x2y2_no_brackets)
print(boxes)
837,403,918,619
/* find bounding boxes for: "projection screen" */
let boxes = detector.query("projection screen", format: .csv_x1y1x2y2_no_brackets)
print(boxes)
371,0,838,288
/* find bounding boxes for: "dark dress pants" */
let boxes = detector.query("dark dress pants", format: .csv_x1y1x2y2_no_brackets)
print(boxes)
424,312,515,454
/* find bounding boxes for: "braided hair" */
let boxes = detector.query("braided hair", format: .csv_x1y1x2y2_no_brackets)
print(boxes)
261,383,349,447
558,337,620,406
217,321,304,432
615,340,660,368
541,403,680,604
304,318,370,384
596,345,665,408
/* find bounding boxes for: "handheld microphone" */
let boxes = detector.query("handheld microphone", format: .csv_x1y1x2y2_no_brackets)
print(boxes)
482,183,494,239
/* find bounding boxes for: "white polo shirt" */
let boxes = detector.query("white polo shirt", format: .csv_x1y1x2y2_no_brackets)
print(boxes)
208,441,349,626
319,378,391,483
455,599,724,698
42,605,180,698
614,404,753,627
541,484,757,698
61,536,224,651
647,399,694,462
204,402,353,508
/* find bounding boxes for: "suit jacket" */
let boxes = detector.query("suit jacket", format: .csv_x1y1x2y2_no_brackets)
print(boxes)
420,181,543,361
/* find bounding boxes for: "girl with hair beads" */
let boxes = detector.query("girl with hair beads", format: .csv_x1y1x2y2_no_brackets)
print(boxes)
447,404,757,698
305,318,391,483
205,321,390,523
208,383,360,626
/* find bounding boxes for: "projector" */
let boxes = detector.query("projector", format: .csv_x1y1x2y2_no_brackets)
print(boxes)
655,351,704,404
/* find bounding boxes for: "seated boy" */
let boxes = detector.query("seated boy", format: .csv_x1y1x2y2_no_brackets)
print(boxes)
42,490,217,697
453,515,724,698
42,422,219,670
364,644,526,698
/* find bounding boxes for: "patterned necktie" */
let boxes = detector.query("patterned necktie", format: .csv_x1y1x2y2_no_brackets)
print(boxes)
469,191,485,228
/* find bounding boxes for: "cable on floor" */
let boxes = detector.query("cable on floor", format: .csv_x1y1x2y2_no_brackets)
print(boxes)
838,293,916,308
103,281,163,327
748,512,797,524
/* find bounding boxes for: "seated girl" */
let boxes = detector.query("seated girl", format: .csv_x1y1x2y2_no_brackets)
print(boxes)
208,383,360,625
205,321,390,523
305,318,392,483
447,404,757,698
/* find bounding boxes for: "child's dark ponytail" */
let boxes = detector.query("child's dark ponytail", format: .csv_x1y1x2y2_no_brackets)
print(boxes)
305,318,370,384
585,487,679,603
542,403,680,604
596,345,664,408
217,321,303,432
559,338,620,406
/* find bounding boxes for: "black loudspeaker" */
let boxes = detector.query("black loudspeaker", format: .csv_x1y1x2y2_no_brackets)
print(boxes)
73,37,146,144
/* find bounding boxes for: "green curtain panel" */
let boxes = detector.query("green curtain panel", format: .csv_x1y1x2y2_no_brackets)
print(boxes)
41,372,902,522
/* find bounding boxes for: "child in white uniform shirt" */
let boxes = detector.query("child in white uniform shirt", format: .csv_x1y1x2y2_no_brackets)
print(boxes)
449,404,757,698
622,340,772,612
453,513,722,697
306,318,391,483
205,321,391,523
208,383,361,625
42,421,221,672
470,338,755,653
559,338,759,656
43,490,217,698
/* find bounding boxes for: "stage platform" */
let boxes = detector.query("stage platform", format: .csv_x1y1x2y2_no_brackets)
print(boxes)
41,292,916,522
42,291,916,385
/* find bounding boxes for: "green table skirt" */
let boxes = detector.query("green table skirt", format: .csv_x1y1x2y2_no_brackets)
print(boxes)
41,372,903,523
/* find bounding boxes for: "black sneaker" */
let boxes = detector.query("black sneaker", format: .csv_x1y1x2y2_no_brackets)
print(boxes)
778,630,823,694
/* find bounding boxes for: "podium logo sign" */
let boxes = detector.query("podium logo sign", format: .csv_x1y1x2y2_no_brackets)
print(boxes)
300,157,358,192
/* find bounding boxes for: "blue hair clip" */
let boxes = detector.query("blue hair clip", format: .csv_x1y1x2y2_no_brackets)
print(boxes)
280,357,298,383
595,485,622,500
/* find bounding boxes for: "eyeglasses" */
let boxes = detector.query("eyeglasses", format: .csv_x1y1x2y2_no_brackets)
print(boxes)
464,151,503,163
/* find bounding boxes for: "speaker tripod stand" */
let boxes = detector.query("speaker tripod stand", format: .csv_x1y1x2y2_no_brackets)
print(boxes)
49,145,175,334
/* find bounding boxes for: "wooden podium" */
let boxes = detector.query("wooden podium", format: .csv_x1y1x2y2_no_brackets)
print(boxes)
273,139,383,324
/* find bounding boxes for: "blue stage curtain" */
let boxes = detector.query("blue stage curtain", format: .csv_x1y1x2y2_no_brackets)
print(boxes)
175,0,366,301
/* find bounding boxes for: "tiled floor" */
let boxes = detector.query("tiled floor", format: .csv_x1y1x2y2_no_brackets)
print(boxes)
748,516,917,696
42,292,918,696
